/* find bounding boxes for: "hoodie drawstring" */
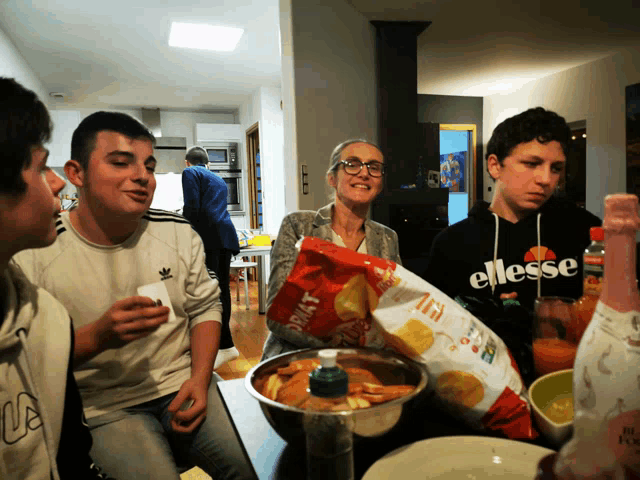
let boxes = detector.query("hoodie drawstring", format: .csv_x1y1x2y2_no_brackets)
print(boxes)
492,212,543,298
491,213,499,295
16,328,61,480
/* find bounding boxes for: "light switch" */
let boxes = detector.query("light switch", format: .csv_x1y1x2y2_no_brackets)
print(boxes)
301,164,309,195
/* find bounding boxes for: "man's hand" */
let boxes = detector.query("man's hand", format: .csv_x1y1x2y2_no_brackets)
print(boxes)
74,296,170,366
94,296,170,350
167,375,209,434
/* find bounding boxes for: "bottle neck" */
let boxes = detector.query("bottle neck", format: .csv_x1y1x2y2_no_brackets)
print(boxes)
600,229,640,312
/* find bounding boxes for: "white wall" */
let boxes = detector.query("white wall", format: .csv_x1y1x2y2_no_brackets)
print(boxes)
238,86,285,237
483,47,640,220
259,86,285,238
287,0,378,211
280,0,299,216
0,27,48,104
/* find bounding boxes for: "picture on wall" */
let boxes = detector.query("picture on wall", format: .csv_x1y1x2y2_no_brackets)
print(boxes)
440,151,466,192
626,82,640,198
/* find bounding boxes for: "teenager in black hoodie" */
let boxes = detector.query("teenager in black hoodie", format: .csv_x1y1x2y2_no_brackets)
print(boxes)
423,108,601,313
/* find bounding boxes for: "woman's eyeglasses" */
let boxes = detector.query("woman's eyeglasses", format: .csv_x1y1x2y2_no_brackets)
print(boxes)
338,158,385,177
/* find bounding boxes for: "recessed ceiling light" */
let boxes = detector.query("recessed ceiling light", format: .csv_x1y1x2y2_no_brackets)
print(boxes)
169,22,244,52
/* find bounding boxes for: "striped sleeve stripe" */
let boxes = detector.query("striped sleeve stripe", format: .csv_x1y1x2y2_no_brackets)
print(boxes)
144,209,191,225
207,268,218,280
55,218,66,235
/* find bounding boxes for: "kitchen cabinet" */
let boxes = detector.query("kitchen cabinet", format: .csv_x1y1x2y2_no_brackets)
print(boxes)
196,123,243,142
48,110,81,167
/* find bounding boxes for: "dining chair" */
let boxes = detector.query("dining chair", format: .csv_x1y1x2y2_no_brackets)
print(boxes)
230,256,258,310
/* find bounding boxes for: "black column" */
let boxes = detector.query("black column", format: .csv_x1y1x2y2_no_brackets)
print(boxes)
373,21,430,194
371,22,450,275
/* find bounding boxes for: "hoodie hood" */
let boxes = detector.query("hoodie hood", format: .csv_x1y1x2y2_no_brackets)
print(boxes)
0,263,37,350
0,261,65,480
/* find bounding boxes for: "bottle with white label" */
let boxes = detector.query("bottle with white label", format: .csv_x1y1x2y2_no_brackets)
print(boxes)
554,194,640,479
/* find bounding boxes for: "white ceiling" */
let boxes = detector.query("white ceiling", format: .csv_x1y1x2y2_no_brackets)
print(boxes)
0,0,282,111
350,0,640,97
1,0,639,110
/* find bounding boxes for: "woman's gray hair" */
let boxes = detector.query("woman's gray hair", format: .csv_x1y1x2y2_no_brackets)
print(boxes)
326,138,382,176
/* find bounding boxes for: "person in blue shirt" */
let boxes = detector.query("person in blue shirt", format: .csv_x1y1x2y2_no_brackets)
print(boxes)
182,147,240,352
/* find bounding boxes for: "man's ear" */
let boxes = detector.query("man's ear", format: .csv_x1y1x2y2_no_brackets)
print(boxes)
486,154,501,181
64,160,85,189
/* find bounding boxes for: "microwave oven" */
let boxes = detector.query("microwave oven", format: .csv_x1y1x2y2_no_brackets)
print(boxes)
210,169,244,214
202,142,239,170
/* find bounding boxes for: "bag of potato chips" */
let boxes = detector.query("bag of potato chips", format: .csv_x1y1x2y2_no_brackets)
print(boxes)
267,236,538,440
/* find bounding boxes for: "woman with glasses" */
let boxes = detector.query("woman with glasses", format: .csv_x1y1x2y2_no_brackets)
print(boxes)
261,139,402,359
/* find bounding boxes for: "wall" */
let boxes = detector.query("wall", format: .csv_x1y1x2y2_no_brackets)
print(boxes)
287,0,378,210
280,0,299,216
0,26,48,104
259,86,285,238
238,86,285,239
483,47,640,220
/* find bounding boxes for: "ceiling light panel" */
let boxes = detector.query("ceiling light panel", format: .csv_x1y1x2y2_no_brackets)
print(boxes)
169,22,244,52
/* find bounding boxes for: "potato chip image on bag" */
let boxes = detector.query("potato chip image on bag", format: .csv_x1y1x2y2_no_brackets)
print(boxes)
334,274,379,322
436,370,485,411
383,318,434,357
267,236,538,440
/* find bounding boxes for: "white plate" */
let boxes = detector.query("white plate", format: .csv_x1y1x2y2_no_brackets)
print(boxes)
362,436,555,479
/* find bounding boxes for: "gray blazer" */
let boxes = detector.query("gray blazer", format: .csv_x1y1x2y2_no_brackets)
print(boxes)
262,203,402,359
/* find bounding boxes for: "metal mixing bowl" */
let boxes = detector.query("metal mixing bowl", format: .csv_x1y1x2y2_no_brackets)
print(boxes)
245,347,429,444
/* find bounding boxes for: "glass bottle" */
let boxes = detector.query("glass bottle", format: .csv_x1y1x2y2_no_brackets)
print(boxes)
553,194,640,479
572,227,604,343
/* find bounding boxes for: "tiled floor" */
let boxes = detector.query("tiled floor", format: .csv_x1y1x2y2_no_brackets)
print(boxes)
181,278,267,480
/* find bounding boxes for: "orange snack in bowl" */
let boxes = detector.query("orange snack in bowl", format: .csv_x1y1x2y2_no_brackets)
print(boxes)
257,358,414,411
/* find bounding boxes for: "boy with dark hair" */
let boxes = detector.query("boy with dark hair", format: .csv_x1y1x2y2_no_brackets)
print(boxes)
182,146,240,358
14,111,255,479
423,107,601,311
0,77,112,479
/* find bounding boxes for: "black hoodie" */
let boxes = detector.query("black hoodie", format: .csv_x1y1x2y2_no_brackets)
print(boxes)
422,197,601,311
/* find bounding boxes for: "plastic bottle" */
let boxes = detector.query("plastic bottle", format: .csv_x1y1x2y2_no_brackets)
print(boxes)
551,194,640,479
307,349,349,411
303,350,354,480
572,227,605,343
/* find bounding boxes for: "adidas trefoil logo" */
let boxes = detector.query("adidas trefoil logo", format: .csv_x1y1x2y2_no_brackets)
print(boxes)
159,267,173,281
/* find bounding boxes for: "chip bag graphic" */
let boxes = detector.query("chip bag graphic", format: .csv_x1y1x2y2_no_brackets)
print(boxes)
267,236,538,440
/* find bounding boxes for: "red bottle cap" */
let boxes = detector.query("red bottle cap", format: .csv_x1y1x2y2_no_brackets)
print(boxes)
590,227,604,242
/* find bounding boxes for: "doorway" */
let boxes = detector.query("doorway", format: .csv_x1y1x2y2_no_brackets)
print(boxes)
245,123,262,229
439,124,477,225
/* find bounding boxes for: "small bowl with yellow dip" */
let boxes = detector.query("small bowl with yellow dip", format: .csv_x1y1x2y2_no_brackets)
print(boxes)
528,368,574,448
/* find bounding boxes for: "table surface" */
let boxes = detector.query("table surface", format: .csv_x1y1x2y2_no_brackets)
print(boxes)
217,378,556,480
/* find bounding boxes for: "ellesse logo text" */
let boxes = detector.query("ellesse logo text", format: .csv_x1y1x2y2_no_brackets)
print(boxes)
469,246,578,289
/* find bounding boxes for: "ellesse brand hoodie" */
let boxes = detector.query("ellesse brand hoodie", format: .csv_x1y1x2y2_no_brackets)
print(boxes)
422,196,601,311
0,263,99,479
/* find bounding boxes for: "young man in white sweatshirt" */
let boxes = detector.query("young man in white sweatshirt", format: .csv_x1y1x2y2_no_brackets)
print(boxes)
14,111,255,480
0,77,113,479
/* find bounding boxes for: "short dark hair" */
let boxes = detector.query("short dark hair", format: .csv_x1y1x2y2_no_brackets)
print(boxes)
71,111,155,170
0,77,52,195
185,146,208,165
486,107,571,178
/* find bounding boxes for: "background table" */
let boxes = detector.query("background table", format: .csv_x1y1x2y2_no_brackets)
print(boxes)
239,245,271,314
